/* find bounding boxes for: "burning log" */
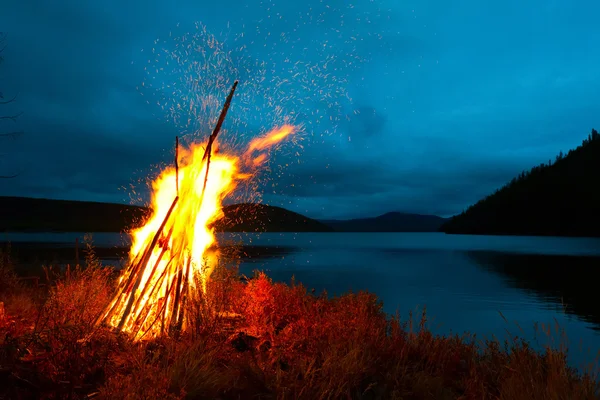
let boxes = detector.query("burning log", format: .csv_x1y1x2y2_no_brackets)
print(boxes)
96,78,295,341
199,80,238,205
116,196,180,331
96,82,238,339
170,80,238,334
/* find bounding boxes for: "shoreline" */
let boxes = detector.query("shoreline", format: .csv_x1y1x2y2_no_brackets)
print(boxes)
1,262,599,399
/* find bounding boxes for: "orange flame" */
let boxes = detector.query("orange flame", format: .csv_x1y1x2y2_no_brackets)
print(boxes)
246,125,295,152
245,124,296,167
99,125,295,340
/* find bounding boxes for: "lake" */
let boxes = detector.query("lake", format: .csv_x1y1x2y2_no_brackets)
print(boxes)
2,231,600,370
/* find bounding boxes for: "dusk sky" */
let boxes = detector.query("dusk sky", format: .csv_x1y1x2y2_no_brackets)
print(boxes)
1,0,599,219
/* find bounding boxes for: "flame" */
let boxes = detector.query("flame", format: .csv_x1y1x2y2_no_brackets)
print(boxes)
99,124,296,340
246,125,295,152
245,124,295,167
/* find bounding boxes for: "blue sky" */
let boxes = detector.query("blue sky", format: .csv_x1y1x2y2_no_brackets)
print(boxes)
0,0,598,219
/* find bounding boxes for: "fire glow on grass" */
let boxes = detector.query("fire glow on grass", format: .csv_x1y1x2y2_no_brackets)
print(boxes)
97,106,295,340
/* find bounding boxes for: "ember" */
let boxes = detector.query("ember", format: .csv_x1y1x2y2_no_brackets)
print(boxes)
96,81,295,340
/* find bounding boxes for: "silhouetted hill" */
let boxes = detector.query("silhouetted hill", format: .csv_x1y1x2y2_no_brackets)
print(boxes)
0,197,332,233
441,128,600,237
321,212,447,232
0,196,148,232
212,203,333,232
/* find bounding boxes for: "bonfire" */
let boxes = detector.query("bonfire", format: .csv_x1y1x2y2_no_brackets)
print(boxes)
96,81,295,340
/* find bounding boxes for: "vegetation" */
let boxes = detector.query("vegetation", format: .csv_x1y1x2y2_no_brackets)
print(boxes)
441,129,600,237
1,248,599,399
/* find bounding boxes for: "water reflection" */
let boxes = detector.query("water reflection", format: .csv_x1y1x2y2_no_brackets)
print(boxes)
466,251,600,331
228,241,600,369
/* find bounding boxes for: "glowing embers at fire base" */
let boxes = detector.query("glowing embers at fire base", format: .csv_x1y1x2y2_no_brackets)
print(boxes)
96,87,295,341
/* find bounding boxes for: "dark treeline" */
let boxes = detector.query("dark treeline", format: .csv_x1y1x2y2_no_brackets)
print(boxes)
0,197,332,233
0,196,148,232
441,128,600,237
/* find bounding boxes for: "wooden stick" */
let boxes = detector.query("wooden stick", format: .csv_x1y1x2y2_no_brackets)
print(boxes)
101,80,239,338
109,230,162,309
117,196,179,330
198,80,239,214
130,255,175,336
165,79,239,334
170,266,185,335
160,255,181,335
201,80,238,162
139,276,178,341
100,205,176,327
174,256,193,333
129,227,174,320
160,275,178,336
175,136,179,196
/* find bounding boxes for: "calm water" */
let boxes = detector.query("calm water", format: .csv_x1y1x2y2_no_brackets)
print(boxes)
3,231,600,369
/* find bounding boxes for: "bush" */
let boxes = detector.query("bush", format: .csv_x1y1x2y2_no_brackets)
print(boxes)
1,252,598,399
0,247,20,296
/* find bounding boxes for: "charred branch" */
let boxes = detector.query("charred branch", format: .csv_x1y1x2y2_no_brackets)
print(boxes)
98,80,239,340
199,80,238,205
201,80,238,162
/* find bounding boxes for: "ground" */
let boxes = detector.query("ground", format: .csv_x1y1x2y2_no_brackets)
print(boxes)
0,247,599,399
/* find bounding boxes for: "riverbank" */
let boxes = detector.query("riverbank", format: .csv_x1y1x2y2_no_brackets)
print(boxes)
1,249,599,399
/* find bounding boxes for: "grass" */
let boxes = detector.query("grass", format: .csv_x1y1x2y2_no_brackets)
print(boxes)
0,245,599,399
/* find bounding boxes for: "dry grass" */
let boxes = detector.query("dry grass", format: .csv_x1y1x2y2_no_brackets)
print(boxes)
0,250,599,399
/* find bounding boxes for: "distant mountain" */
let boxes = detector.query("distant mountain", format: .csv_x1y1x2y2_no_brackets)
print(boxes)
212,203,333,232
320,212,447,232
0,197,331,233
0,196,148,233
441,128,600,237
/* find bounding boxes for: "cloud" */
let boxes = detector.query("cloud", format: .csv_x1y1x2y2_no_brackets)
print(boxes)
344,106,387,139
1,0,599,219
